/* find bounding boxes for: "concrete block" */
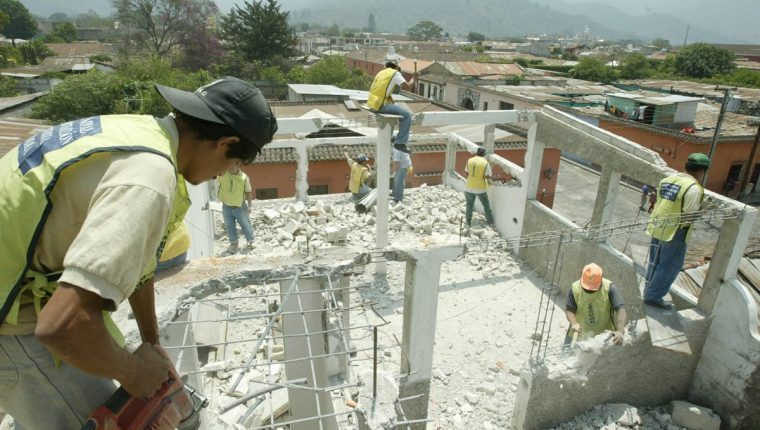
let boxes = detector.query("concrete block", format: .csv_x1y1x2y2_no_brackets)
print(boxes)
263,209,280,222
275,228,293,243
305,207,321,216
324,226,347,244
671,400,721,430
314,216,328,225
283,219,302,235
291,201,306,213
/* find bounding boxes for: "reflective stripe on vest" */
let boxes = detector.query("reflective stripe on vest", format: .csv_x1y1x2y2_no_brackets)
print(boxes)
367,68,397,111
466,156,489,190
349,162,368,194
571,278,615,340
219,171,248,207
0,115,176,325
646,174,703,242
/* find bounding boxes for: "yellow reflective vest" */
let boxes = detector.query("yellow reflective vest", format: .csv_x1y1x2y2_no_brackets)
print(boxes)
349,161,369,194
367,68,398,111
0,115,178,326
466,156,489,191
218,171,248,207
570,278,615,340
160,175,192,262
646,174,703,242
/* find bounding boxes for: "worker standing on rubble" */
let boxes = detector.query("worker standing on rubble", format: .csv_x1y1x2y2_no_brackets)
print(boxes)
344,151,373,200
367,61,414,153
218,166,255,255
0,76,277,428
644,153,710,309
391,146,413,204
565,263,626,345
464,146,495,227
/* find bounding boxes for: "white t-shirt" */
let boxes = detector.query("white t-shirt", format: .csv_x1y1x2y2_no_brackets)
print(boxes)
386,71,408,97
392,148,412,169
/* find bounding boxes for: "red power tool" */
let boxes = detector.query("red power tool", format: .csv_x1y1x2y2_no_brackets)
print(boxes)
81,366,208,430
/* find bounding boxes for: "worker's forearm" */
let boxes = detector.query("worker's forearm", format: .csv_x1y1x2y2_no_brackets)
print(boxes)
36,283,138,384
129,278,160,345
565,310,578,326
614,309,627,333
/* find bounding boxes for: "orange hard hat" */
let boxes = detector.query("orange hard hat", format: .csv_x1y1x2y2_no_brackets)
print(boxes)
580,263,603,291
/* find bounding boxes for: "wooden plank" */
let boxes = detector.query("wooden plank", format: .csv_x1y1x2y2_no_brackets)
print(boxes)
644,303,692,355
739,258,760,289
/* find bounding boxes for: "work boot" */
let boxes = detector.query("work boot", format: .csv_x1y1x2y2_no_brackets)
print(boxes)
393,143,410,154
245,242,255,251
644,299,673,310
222,243,238,256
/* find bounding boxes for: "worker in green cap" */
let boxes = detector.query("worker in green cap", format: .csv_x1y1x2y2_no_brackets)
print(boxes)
644,152,711,309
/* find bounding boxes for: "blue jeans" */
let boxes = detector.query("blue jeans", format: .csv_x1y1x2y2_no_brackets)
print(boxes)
222,204,254,245
393,167,408,202
0,335,116,429
156,251,187,272
465,192,494,225
378,103,411,145
644,227,688,302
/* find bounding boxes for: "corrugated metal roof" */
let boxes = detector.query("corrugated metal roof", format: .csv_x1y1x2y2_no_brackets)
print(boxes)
46,42,114,57
438,61,524,77
0,118,50,158
0,93,47,111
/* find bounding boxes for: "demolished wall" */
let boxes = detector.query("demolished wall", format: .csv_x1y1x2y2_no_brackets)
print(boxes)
689,280,760,429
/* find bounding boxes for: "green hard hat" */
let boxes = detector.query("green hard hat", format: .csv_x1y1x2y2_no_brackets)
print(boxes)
686,152,711,169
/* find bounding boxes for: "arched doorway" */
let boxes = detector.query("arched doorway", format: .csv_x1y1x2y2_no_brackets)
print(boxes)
462,98,474,110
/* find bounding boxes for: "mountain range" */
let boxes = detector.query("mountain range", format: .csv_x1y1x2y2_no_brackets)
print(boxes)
21,0,759,44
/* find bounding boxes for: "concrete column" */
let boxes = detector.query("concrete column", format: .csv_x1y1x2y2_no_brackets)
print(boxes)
375,117,395,274
398,244,464,428
442,136,458,186
294,145,309,202
523,118,543,202
483,124,495,154
279,278,338,430
590,165,622,240
698,209,758,313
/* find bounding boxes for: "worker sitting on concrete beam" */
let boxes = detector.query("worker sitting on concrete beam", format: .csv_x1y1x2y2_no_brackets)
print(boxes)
344,151,373,201
367,61,414,153
565,263,627,346
0,77,277,429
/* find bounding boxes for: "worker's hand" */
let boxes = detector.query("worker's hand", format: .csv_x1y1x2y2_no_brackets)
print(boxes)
571,323,581,333
612,330,624,345
121,343,172,399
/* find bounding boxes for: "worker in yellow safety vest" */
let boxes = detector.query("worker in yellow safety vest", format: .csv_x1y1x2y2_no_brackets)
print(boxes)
217,167,255,255
643,152,710,309
565,263,627,345
367,61,414,153
344,151,373,200
464,146,495,226
0,77,277,429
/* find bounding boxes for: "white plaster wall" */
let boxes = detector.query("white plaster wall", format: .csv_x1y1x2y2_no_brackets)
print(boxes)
690,280,760,428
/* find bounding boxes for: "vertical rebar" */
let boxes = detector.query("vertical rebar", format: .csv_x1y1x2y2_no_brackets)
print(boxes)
373,326,378,399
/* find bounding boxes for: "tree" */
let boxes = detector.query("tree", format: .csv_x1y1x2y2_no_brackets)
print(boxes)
48,12,70,22
620,52,651,79
51,22,78,42
406,20,443,41
325,24,340,37
366,13,375,33
220,0,297,65
651,38,670,50
569,57,617,83
113,0,217,57
0,0,36,47
467,32,485,43
675,43,735,79
0,74,16,97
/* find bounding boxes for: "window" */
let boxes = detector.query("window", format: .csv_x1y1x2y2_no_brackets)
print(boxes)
499,101,514,110
308,184,329,195
255,188,278,200
483,102,489,111
724,164,743,192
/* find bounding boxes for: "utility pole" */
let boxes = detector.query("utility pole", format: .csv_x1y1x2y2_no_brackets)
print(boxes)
702,88,732,186
682,24,690,46
738,118,760,201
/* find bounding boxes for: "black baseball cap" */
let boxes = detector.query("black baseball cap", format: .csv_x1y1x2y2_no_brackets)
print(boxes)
155,76,278,151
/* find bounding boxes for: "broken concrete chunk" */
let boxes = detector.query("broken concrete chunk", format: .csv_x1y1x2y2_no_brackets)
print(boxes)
671,400,720,430
324,226,348,244
263,209,280,222
275,228,293,243
200,360,227,372
290,201,306,213
283,219,302,235
606,403,641,427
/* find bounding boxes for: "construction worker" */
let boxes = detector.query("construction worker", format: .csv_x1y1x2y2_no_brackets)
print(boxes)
367,61,414,153
391,146,413,204
565,263,626,345
644,152,710,309
217,166,255,255
344,151,373,200
464,146,495,226
0,76,277,428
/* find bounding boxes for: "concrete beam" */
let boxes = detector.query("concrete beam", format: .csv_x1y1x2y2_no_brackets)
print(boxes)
483,124,495,153
274,117,324,135
590,165,622,237
698,208,758,313
523,121,543,202
395,239,464,429
414,110,535,126
294,145,309,202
